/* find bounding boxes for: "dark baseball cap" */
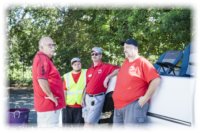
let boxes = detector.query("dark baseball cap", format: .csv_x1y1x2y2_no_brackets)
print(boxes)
121,38,138,47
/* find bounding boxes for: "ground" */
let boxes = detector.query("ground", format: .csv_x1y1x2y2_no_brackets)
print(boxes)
7,88,113,126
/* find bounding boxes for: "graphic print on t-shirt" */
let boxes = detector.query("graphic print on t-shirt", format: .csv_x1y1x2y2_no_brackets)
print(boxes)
128,65,140,77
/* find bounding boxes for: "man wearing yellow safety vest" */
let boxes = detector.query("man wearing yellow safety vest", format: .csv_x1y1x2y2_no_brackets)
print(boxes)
62,57,87,125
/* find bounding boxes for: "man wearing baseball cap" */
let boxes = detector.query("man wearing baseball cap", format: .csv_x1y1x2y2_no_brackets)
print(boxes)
104,38,160,124
62,57,87,125
82,47,119,124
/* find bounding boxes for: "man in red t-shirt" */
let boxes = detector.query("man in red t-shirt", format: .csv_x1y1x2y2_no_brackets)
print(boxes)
62,57,86,125
32,36,65,127
82,47,119,124
105,38,160,124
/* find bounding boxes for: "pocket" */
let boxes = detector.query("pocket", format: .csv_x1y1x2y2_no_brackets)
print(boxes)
95,95,105,103
133,101,148,123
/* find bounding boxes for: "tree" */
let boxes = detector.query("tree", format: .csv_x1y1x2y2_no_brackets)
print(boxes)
7,6,191,86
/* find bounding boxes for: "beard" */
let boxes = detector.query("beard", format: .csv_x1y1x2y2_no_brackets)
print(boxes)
49,51,56,58
124,52,129,58
53,52,56,56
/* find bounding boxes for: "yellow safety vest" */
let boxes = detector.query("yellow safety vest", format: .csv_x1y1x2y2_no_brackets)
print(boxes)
63,69,86,105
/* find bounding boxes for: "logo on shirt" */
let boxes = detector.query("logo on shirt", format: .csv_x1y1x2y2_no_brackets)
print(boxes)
98,69,102,74
128,65,140,77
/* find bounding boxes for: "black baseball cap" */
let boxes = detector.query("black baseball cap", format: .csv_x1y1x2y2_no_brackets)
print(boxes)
121,38,138,47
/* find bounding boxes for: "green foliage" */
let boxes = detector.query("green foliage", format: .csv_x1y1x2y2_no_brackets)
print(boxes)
7,6,191,86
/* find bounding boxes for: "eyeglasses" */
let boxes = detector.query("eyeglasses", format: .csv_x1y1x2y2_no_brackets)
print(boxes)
91,53,100,56
48,43,56,48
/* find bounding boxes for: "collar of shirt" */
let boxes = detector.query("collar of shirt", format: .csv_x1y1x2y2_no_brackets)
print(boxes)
37,51,52,61
92,61,103,68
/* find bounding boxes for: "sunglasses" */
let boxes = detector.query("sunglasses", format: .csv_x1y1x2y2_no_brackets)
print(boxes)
91,53,100,56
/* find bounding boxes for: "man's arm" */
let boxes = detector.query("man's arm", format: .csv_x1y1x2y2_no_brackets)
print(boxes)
138,77,161,107
103,69,119,88
38,79,58,106
81,87,87,107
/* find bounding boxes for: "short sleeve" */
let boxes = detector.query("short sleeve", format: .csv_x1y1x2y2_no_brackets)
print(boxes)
142,58,160,83
107,64,120,74
36,55,50,79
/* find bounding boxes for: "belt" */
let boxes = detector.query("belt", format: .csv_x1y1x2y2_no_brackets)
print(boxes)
87,92,105,97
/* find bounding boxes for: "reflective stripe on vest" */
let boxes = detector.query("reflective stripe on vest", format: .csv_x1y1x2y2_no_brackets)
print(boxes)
63,69,86,105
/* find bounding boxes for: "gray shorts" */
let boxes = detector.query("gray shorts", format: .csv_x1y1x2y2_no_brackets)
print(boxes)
113,100,149,124
82,93,105,124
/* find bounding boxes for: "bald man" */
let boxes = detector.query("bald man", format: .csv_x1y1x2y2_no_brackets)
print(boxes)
32,36,65,127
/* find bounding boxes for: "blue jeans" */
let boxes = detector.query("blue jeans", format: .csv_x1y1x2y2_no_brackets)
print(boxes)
113,100,149,124
82,94,105,124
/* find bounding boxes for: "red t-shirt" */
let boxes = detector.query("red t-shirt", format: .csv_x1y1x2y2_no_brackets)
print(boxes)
32,51,65,112
112,57,160,109
72,72,81,83
63,72,82,108
86,62,118,94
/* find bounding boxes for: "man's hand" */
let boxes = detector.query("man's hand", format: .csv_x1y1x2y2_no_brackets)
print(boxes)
138,96,148,108
103,69,119,88
45,96,59,106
